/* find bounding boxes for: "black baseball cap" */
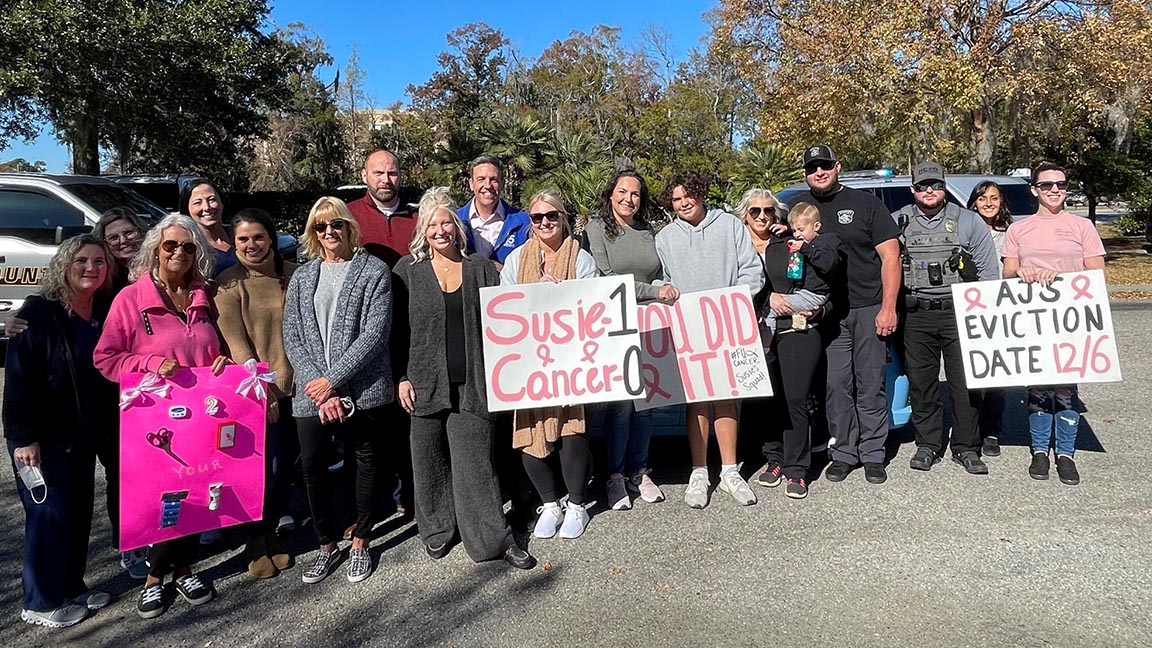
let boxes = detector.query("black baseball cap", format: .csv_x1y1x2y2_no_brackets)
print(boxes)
802,145,837,166
912,161,945,184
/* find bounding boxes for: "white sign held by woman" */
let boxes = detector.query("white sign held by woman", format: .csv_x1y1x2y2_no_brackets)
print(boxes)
951,269,1122,388
480,276,644,411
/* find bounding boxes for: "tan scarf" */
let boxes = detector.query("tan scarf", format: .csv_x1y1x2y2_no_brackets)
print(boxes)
512,234,586,459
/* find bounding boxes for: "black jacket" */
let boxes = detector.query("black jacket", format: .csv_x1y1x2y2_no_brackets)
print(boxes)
755,233,845,330
392,253,500,420
3,294,118,450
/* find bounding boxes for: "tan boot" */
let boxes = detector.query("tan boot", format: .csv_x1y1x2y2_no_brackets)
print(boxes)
244,536,278,579
266,532,292,571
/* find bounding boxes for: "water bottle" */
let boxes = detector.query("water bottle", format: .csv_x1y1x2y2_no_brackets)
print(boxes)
787,250,804,279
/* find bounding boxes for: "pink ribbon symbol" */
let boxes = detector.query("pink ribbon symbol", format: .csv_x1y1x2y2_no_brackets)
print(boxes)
536,344,555,367
963,287,986,312
1070,274,1093,301
580,341,599,364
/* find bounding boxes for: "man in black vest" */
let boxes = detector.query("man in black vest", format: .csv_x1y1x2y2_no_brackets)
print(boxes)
894,161,999,474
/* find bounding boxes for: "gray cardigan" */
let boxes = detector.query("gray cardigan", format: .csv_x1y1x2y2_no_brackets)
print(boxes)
392,253,499,421
283,250,393,418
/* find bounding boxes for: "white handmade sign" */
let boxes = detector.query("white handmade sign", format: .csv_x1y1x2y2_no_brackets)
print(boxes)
480,275,643,411
951,269,1122,388
635,285,773,410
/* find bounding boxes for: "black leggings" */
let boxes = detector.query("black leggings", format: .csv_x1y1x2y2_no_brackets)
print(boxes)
297,406,382,545
521,435,590,505
764,326,824,479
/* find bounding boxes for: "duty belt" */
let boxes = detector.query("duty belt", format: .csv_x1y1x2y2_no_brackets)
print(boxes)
907,296,953,311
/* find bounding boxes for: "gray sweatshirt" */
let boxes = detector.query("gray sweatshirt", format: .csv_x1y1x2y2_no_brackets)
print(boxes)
654,208,766,295
581,217,664,301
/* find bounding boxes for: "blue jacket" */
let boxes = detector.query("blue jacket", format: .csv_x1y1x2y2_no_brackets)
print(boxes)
457,199,531,263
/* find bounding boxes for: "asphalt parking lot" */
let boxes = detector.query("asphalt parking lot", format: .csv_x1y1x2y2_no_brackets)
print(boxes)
1,303,1150,648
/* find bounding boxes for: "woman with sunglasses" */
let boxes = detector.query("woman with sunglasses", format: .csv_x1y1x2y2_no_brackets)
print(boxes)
94,214,228,619
283,197,393,584
500,189,599,540
966,181,1014,458
3,206,152,578
1002,162,1105,486
180,179,237,278
214,208,296,579
393,188,534,569
5,234,117,628
581,170,678,511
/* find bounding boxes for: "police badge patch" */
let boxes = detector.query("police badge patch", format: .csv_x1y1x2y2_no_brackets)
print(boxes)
944,219,956,233
837,210,854,224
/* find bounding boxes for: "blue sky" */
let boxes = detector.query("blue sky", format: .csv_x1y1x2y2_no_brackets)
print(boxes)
5,0,717,173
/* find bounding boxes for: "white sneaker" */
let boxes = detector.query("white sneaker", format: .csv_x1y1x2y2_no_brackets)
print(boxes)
630,469,665,503
684,471,711,509
533,503,563,539
21,603,87,628
718,469,757,506
559,502,590,539
606,474,631,510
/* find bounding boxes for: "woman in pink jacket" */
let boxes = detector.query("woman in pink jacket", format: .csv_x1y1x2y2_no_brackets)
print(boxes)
94,214,229,620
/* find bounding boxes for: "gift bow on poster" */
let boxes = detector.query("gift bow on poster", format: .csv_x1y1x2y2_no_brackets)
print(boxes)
236,359,277,400
119,372,170,410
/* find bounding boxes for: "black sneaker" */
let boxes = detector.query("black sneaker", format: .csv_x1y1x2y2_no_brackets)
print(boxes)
785,477,808,499
1028,452,1050,480
982,436,1001,457
174,574,213,606
909,447,939,471
1055,456,1080,485
863,462,887,484
952,451,989,475
136,584,164,620
824,461,853,482
756,462,783,487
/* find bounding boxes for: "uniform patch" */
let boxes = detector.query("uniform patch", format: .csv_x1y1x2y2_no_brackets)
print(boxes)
945,219,956,233
837,210,854,224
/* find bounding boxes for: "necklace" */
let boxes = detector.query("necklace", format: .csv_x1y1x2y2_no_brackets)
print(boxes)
432,256,460,291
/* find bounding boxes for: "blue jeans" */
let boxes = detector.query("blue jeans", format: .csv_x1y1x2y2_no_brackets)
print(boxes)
1028,387,1079,457
604,401,653,476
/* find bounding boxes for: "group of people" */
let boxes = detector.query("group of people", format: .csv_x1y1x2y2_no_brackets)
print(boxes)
3,145,1105,629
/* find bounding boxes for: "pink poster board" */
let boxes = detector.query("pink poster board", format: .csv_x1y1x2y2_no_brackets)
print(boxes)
118,363,270,551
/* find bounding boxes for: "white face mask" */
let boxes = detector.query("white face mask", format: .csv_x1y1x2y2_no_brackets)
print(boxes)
17,463,46,504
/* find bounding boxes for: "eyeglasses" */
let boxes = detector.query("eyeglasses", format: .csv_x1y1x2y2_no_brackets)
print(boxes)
803,161,836,174
160,240,197,255
1033,180,1069,191
913,181,945,192
530,211,563,224
747,206,776,220
312,219,347,233
105,228,141,246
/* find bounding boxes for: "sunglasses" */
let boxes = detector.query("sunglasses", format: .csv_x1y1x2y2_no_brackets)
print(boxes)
747,206,776,219
530,211,563,224
913,181,945,192
105,228,142,246
312,219,347,233
803,160,836,174
161,240,197,255
1033,180,1069,191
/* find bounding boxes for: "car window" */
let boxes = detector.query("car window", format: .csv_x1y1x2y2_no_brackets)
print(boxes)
999,183,1038,216
66,182,167,227
0,189,84,244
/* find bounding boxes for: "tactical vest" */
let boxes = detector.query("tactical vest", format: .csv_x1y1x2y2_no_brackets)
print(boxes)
897,203,963,291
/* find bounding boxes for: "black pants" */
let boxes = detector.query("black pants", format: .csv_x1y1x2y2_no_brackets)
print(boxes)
246,397,297,539
9,441,95,611
764,327,825,479
96,431,119,549
410,385,514,562
381,402,414,513
146,535,200,580
979,388,1005,439
297,406,382,545
521,434,590,506
903,303,981,454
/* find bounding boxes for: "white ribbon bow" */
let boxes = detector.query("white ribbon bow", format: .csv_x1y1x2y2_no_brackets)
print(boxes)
236,359,277,401
119,373,171,410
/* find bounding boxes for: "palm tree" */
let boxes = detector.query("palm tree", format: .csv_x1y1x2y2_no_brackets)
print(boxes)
727,142,804,204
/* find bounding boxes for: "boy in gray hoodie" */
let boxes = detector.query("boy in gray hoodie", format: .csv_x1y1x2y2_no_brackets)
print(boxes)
654,171,765,510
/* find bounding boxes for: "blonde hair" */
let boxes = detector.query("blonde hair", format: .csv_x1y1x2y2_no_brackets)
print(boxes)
130,213,215,282
788,202,821,227
734,188,783,221
302,197,361,259
41,234,115,308
409,187,466,263
527,188,572,239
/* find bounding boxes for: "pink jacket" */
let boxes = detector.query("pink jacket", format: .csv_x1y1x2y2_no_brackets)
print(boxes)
94,276,222,382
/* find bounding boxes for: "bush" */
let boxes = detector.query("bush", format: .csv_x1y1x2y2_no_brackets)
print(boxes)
1114,211,1148,236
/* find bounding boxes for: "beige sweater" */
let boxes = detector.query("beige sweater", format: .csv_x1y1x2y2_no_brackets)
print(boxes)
214,255,296,396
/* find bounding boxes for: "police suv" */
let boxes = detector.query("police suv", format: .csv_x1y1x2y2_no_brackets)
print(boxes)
0,173,169,328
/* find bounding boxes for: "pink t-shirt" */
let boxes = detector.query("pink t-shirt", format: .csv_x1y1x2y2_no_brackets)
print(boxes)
1001,211,1105,273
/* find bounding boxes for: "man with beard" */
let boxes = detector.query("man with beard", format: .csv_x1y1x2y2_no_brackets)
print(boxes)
788,145,901,485
348,149,416,268
457,155,530,269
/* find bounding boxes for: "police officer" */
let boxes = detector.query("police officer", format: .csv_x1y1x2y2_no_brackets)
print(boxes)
894,161,999,474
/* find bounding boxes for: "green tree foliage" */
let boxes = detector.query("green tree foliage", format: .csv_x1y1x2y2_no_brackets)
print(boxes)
0,158,47,173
